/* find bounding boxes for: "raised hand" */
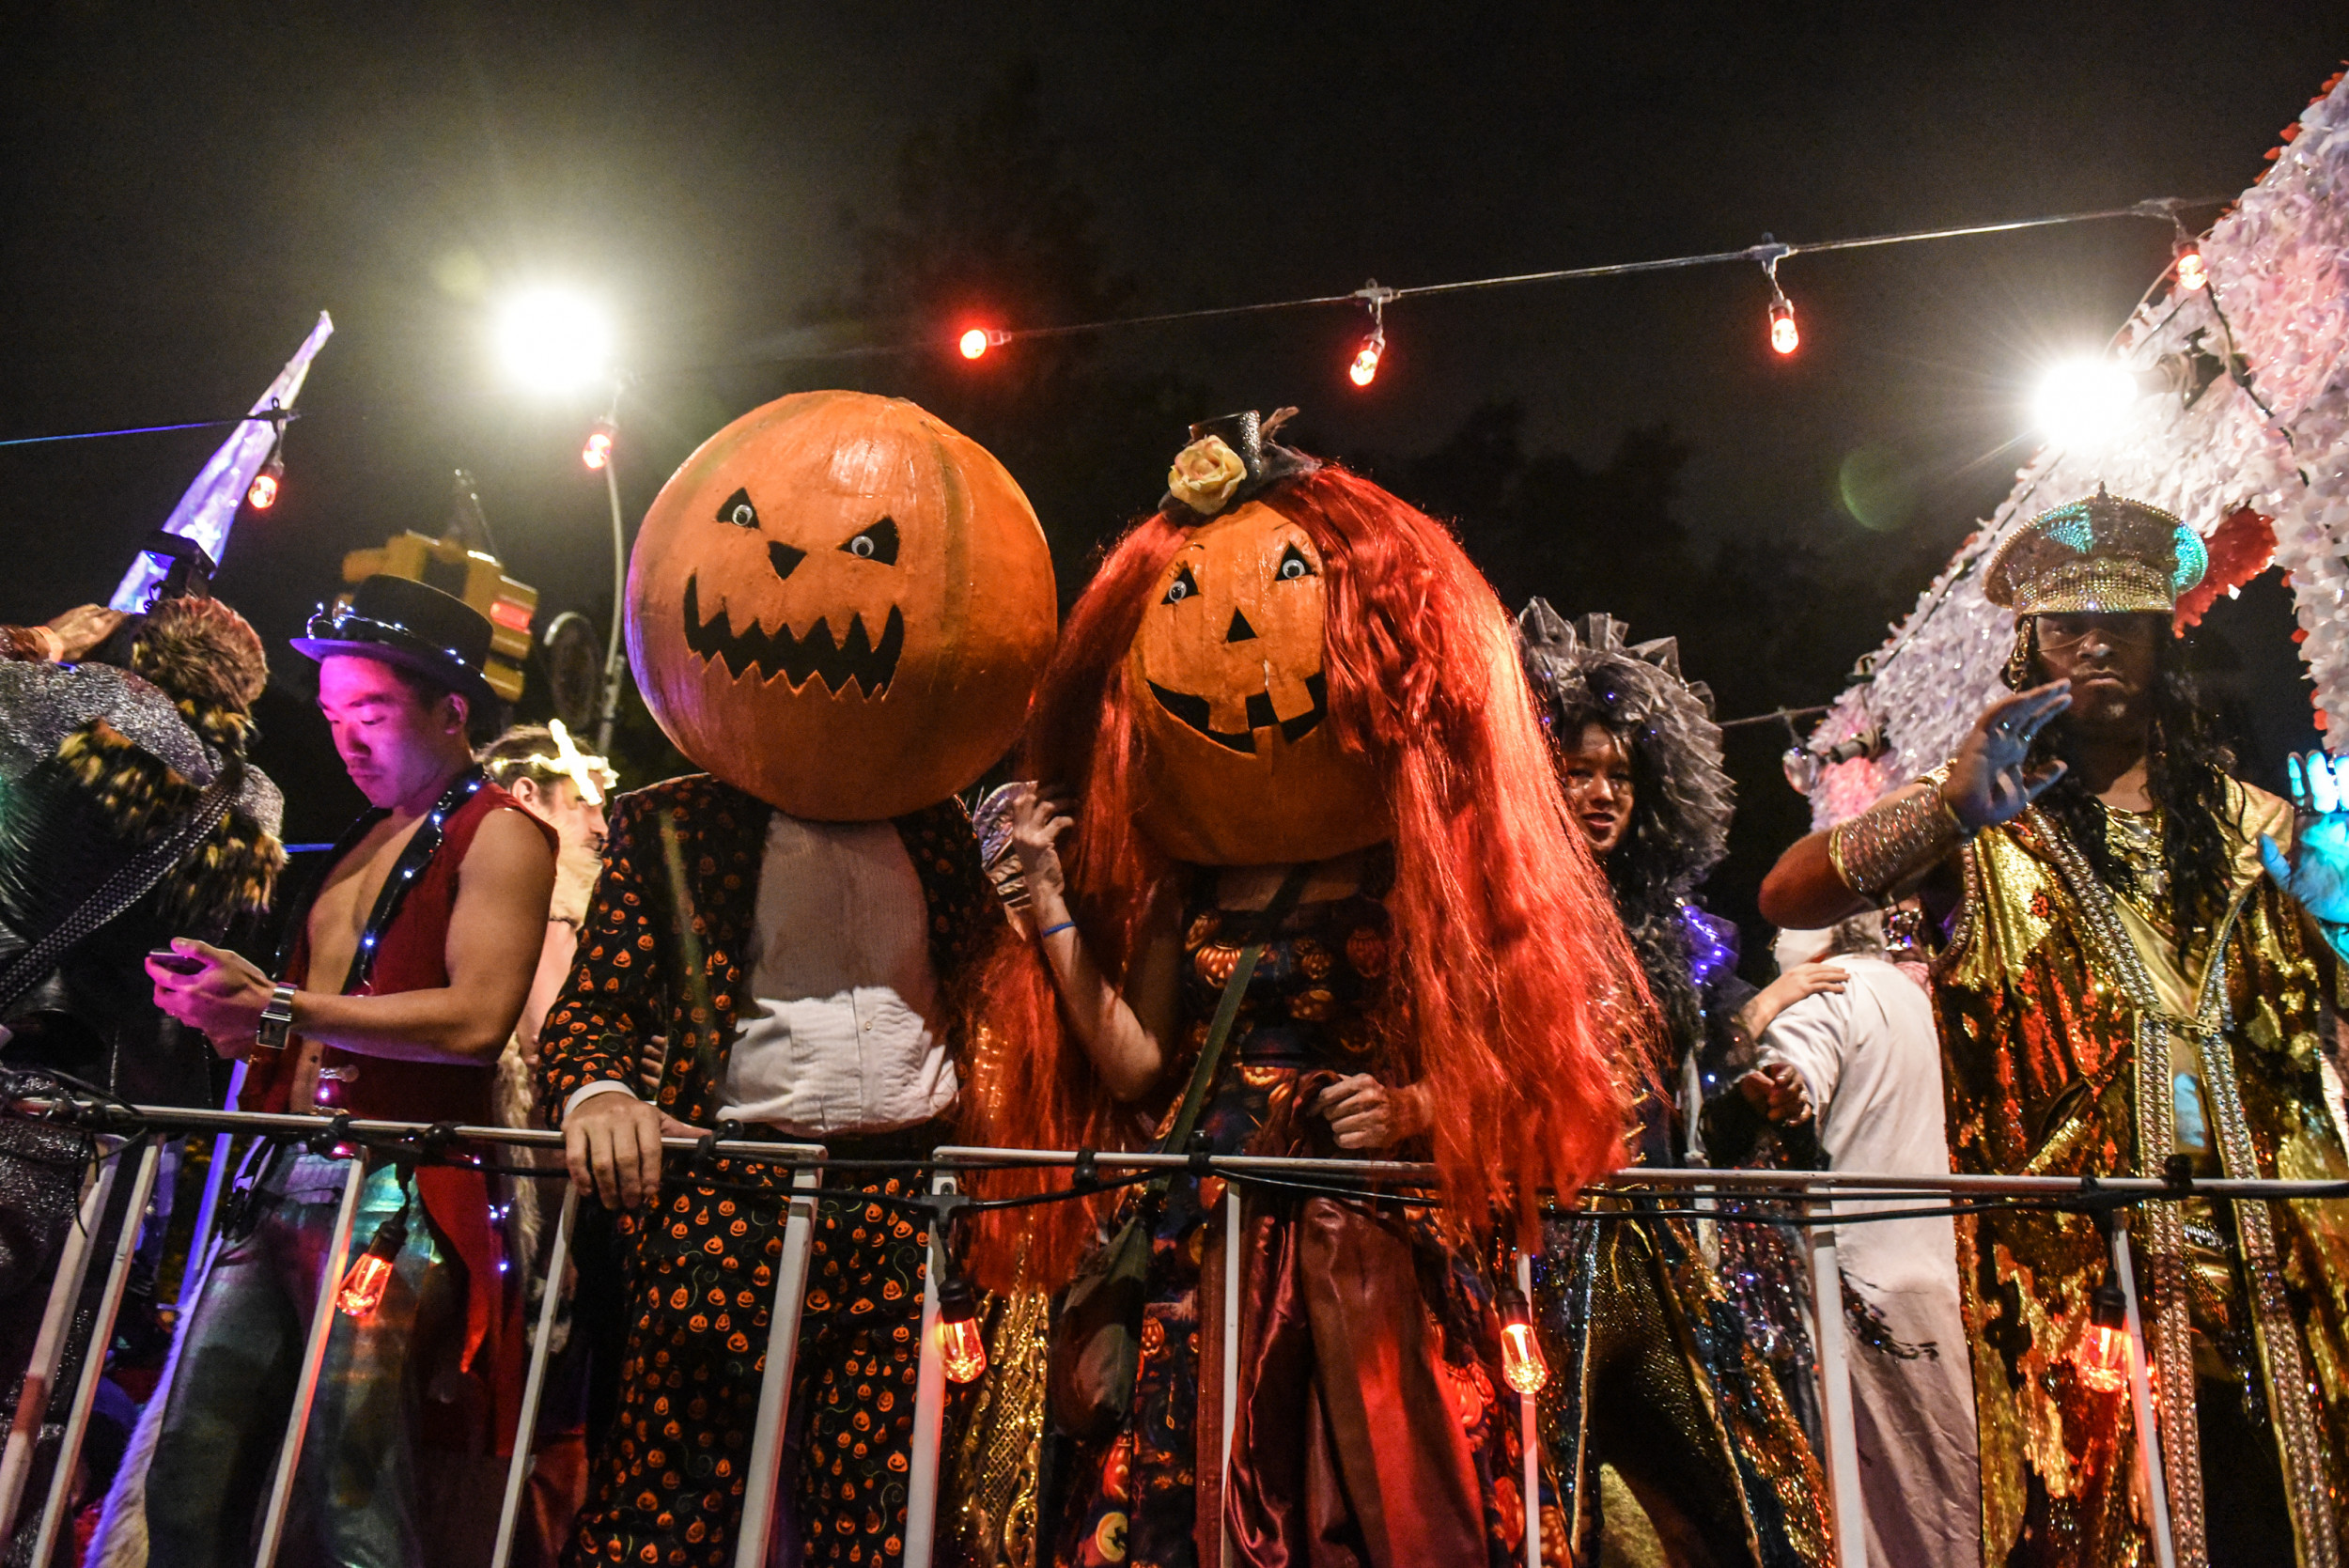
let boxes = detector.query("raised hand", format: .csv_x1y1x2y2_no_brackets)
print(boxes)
1942,682,2072,831
1008,781,1076,917
2261,753,2349,944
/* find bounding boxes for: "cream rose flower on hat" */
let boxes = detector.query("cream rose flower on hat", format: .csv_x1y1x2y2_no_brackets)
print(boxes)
1167,434,1249,516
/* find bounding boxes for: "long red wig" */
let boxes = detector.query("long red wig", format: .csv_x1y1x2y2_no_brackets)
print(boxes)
967,464,1653,1285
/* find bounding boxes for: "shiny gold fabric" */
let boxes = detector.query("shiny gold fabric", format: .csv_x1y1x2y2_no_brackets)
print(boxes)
1535,1205,1833,1567
948,1282,1054,1567
1935,782,2349,1568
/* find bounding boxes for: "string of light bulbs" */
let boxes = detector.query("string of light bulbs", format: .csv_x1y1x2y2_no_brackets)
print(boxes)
929,194,2227,384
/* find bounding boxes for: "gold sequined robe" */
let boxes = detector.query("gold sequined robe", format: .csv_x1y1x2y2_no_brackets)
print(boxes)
1935,781,2349,1568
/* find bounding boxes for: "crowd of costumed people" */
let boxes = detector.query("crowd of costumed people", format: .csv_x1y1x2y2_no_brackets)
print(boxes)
1,61,2347,1568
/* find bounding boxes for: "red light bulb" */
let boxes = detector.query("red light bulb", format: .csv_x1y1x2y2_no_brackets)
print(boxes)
935,1271,987,1384
2175,248,2207,292
2074,1279,2130,1394
1496,1281,1548,1393
959,328,991,361
1349,327,1384,388
583,421,614,471
247,456,283,510
1768,297,1799,356
337,1206,409,1320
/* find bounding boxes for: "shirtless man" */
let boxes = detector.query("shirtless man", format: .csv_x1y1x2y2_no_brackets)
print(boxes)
135,574,553,1567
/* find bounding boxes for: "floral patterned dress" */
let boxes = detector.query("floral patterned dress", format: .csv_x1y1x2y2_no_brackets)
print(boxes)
1057,870,1545,1568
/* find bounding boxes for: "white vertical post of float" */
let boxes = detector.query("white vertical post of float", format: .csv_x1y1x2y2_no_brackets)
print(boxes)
2111,1213,2177,1568
902,1165,957,1568
0,1141,119,1540
1517,1250,1542,1568
252,1156,366,1568
1221,1182,1245,1568
1804,1206,1864,1568
490,1182,580,1568
178,1060,248,1319
735,1150,824,1568
31,1141,162,1564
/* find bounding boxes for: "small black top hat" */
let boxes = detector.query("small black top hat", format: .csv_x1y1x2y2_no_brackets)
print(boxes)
291,574,498,710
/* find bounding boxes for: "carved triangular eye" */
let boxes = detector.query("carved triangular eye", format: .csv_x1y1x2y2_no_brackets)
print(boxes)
717,488,758,529
1276,543,1316,581
839,517,900,565
1162,563,1200,605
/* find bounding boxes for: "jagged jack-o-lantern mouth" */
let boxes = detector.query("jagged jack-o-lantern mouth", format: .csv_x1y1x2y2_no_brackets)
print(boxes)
681,575,906,696
1145,672,1328,753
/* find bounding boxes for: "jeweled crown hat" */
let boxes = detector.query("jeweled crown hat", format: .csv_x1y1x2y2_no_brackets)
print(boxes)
291,573,498,709
1159,408,1321,520
1982,484,2209,616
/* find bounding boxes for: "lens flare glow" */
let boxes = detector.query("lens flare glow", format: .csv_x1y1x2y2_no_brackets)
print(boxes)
496,289,614,393
2175,249,2206,292
583,422,614,471
2032,359,2142,448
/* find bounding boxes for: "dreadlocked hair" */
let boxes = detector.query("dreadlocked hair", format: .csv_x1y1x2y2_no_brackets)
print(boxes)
2012,619,2238,948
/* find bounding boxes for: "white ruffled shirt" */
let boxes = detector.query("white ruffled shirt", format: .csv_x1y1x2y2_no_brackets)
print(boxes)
565,813,956,1136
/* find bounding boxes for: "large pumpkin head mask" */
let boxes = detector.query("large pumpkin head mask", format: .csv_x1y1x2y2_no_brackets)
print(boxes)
1126,412,1386,864
627,391,1056,820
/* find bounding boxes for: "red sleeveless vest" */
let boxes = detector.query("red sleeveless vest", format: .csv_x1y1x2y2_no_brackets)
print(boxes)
248,777,552,1454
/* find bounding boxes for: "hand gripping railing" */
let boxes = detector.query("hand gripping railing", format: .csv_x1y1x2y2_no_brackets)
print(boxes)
10,1101,2335,1568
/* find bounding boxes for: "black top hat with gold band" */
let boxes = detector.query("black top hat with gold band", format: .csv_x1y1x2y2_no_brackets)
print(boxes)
1983,485,2208,616
1159,408,1321,520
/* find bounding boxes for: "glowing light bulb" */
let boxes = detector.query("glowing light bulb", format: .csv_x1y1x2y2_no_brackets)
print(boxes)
2032,359,2143,448
337,1208,409,1320
1768,297,1798,356
583,420,614,471
2175,248,2206,292
247,456,284,510
2074,1280,2130,1395
1496,1282,1548,1393
1349,327,1384,388
959,328,991,360
935,1272,987,1383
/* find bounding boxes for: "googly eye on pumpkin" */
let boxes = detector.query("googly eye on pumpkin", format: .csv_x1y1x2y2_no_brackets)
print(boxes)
1163,564,1199,605
838,518,900,566
718,488,759,529
1277,543,1315,581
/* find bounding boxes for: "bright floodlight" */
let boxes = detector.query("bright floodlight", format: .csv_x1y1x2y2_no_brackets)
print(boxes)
2031,359,2140,448
496,289,614,392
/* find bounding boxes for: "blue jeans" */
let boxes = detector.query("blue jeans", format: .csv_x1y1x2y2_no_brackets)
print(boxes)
144,1150,459,1568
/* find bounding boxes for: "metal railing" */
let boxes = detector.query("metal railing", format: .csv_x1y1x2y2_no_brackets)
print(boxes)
9,1102,2328,1568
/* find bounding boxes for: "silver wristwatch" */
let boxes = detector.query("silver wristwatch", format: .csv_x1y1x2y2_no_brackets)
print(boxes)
255,983,298,1053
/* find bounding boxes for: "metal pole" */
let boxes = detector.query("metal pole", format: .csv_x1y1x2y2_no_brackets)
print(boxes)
32,1141,162,1563
252,1157,366,1568
734,1151,825,1568
0,1139,119,1540
1221,1183,1243,1568
2111,1214,2177,1568
1803,1206,1865,1568
179,1061,248,1320
490,1182,579,1568
1517,1250,1542,1568
594,380,628,756
902,1167,956,1568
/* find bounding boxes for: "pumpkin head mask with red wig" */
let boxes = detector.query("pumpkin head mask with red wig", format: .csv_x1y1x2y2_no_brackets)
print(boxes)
626,391,1057,820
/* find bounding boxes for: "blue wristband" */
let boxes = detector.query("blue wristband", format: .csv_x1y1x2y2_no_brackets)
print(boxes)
1038,920,1076,939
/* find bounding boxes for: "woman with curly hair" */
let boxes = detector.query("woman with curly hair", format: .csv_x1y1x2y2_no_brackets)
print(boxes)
1516,602,1833,1568
980,411,1643,1567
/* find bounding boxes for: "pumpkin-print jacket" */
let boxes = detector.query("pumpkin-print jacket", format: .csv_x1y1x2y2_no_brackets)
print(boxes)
536,772,1003,1132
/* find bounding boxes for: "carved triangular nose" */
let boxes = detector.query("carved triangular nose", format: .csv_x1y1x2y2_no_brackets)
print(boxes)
1225,609,1258,644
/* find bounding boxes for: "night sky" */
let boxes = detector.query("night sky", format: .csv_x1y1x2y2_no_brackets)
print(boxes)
4,3,2340,944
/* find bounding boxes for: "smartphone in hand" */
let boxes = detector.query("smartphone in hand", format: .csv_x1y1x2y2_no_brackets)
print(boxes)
148,949,205,976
